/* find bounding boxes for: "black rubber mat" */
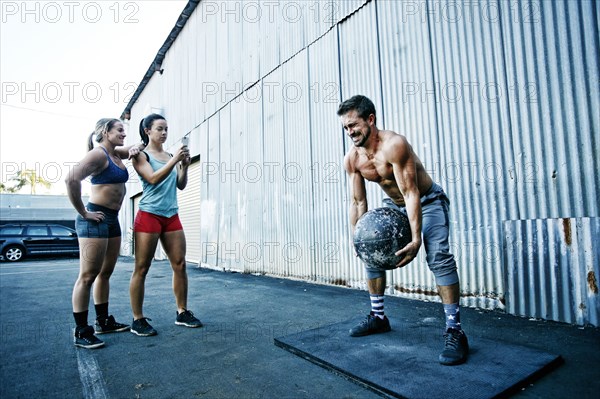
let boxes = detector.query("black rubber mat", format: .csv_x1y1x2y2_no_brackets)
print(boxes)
274,319,562,399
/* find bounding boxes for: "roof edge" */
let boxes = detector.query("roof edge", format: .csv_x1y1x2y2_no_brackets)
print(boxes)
120,0,200,120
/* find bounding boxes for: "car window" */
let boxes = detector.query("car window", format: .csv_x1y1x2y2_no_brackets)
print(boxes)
0,226,23,235
26,226,49,236
50,226,74,236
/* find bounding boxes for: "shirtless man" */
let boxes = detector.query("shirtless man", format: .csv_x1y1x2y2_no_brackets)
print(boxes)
339,95,468,365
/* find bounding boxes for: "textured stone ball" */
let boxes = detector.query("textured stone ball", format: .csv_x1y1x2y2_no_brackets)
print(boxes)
353,207,412,269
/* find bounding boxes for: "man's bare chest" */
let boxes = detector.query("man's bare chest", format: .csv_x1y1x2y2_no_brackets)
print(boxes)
358,159,393,183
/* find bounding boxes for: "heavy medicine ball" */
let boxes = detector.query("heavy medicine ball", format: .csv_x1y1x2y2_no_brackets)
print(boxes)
353,207,412,269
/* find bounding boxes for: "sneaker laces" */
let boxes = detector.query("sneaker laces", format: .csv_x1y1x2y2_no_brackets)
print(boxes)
443,330,462,350
97,315,115,326
179,310,197,320
137,317,153,326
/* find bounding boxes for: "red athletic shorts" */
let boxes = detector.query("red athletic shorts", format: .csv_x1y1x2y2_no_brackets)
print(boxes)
134,210,183,233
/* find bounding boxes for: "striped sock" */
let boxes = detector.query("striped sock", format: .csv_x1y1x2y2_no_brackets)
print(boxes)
443,303,461,331
370,295,385,319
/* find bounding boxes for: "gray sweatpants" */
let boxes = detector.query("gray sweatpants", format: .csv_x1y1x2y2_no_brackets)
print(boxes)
364,183,459,286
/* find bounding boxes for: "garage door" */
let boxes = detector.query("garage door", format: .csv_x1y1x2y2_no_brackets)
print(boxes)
177,159,201,264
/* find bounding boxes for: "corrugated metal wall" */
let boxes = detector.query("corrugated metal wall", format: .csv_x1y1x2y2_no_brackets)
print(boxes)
504,217,600,326
124,0,599,325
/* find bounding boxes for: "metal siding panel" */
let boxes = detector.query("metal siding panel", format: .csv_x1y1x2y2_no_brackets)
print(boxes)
338,2,382,117
303,1,335,46
334,0,369,23
218,104,238,270
376,0,441,301
196,122,210,264
582,218,600,326
504,217,600,326
260,3,280,78
225,99,247,272
500,0,600,219
203,115,221,267
242,95,265,273
282,48,315,280
426,0,512,309
338,1,385,233
228,9,244,99
162,49,178,148
243,8,261,89
204,10,219,118
194,8,208,122
261,70,286,276
307,30,354,287
189,8,201,125
279,0,306,62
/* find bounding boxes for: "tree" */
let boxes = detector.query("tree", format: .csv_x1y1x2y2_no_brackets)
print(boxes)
0,169,51,194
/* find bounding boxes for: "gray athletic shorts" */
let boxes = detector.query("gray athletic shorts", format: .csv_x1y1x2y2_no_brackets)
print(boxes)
364,183,459,286
75,203,121,238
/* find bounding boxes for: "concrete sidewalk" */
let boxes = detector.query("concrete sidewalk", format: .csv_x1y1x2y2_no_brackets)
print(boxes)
1,256,599,398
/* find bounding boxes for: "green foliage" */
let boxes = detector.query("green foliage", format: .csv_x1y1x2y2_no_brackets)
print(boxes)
0,169,51,194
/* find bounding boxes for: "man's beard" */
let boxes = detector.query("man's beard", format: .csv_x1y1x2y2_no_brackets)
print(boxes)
354,126,371,147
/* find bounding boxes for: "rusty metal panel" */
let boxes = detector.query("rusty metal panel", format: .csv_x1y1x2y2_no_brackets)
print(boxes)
504,218,600,326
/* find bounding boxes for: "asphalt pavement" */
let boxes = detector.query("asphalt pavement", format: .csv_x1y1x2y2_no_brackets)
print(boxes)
1,256,599,398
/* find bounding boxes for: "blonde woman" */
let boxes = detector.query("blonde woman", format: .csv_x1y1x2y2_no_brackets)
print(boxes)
66,118,143,348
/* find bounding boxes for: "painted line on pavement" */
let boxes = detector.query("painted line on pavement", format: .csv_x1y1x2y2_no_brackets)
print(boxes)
76,349,109,399
0,268,77,275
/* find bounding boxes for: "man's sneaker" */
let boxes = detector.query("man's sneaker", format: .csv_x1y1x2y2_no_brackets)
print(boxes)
439,328,469,365
95,315,130,334
130,317,157,336
349,312,391,337
175,310,203,328
74,325,105,349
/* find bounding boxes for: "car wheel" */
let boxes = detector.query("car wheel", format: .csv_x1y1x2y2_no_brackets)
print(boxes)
3,246,24,262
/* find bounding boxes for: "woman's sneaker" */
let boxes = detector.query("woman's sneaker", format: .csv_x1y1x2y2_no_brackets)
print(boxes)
175,310,203,328
95,315,130,334
74,325,105,349
130,317,158,336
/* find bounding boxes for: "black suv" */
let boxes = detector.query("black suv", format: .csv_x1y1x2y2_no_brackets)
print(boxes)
0,224,79,262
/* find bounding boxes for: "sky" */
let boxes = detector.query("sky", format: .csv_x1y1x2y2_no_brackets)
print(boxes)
0,0,187,195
